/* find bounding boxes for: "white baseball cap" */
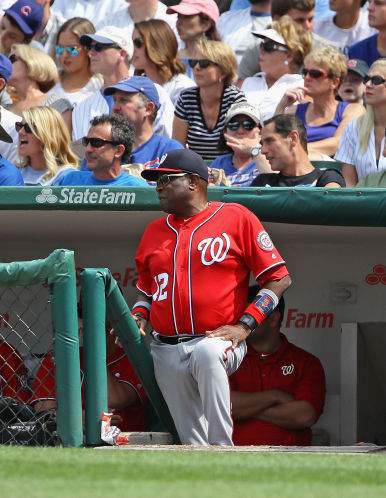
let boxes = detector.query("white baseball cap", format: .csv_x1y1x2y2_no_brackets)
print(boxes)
80,26,133,59
225,102,261,125
251,28,287,46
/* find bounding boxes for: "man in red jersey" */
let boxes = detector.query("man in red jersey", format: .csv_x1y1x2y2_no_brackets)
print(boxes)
132,148,291,445
230,293,326,445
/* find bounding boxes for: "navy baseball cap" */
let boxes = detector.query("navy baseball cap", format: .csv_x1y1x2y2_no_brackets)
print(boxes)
141,149,209,182
104,76,160,109
5,0,44,36
0,54,12,81
346,59,369,80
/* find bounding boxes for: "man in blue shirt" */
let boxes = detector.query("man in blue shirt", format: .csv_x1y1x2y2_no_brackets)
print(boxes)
346,0,386,66
0,156,24,185
104,76,183,170
55,114,147,187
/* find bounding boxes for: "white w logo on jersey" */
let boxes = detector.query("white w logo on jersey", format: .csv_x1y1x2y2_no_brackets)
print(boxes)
197,233,231,266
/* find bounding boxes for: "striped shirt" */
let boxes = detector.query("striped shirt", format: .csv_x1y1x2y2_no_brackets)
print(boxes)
175,85,246,161
334,118,386,180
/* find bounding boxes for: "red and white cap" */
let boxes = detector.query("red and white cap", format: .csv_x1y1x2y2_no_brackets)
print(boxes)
167,0,220,24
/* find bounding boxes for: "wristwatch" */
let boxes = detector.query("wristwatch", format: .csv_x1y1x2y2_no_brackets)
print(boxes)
250,145,262,158
238,313,257,333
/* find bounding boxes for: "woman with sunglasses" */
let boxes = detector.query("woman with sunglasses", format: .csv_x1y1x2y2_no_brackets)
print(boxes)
7,44,58,116
241,16,312,123
276,46,364,158
173,39,246,161
48,17,102,107
167,0,221,78
17,106,78,186
211,101,271,186
132,19,195,106
335,59,386,186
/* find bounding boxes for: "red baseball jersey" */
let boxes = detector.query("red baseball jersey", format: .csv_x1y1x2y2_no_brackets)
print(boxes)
135,202,288,335
0,341,29,402
230,335,326,446
31,347,146,432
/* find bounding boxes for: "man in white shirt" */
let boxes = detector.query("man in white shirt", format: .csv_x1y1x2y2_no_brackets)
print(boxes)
51,0,127,28
0,54,19,163
72,26,175,148
218,0,272,63
314,0,376,49
98,0,177,35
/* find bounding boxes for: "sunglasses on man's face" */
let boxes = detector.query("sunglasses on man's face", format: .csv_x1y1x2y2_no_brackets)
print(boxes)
364,75,386,86
302,68,330,79
84,41,120,52
133,37,144,49
15,122,32,133
226,120,257,131
156,172,189,188
55,45,80,57
188,59,215,69
260,39,288,53
82,137,119,148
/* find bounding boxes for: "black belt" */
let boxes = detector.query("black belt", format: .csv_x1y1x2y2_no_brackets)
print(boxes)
153,333,205,344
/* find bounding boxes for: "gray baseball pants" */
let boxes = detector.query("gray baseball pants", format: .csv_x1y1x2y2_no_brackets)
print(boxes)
150,336,246,446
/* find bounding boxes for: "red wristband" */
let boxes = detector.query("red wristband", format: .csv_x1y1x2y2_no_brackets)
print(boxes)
132,306,150,321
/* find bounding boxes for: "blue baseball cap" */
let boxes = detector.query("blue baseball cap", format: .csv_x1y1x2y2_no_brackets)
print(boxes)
104,76,160,109
5,0,44,36
141,149,209,182
0,54,12,81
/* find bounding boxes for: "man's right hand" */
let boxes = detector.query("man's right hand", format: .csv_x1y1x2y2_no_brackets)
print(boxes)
273,390,294,404
132,315,147,336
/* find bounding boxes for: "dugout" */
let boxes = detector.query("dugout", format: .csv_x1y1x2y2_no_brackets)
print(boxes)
0,185,385,446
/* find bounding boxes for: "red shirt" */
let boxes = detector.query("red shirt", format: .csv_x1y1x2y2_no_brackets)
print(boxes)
0,341,29,402
230,335,326,446
135,202,288,335
31,346,146,432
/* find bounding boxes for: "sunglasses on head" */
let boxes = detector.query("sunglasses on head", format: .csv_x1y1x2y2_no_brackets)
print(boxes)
260,39,288,53
188,59,215,69
364,75,386,86
15,122,32,133
55,45,80,57
133,37,144,49
84,41,120,52
226,120,257,131
9,54,18,63
81,137,119,148
156,172,189,187
302,68,329,79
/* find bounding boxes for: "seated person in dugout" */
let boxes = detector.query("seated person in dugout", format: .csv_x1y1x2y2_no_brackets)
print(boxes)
251,114,346,187
0,339,30,403
31,313,147,432
230,292,326,446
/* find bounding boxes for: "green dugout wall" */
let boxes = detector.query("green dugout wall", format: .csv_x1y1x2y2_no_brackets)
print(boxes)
1,186,386,446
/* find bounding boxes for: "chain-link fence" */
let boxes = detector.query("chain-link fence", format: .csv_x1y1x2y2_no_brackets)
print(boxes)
0,250,83,447
0,283,59,446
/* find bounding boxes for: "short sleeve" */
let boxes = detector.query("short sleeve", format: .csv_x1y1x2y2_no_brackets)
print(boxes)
135,228,155,297
293,356,326,416
334,120,357,166
317,168,346,187
174,90,189,121
236,205,287,281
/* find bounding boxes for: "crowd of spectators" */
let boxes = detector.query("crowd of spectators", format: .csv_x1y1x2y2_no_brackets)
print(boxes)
0,0,385,446
0,0,383,187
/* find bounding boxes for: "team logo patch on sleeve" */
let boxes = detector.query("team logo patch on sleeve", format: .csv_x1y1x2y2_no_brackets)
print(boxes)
257,231,273,251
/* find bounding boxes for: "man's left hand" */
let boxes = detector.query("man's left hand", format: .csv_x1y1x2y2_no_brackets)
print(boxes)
205,324,250,348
